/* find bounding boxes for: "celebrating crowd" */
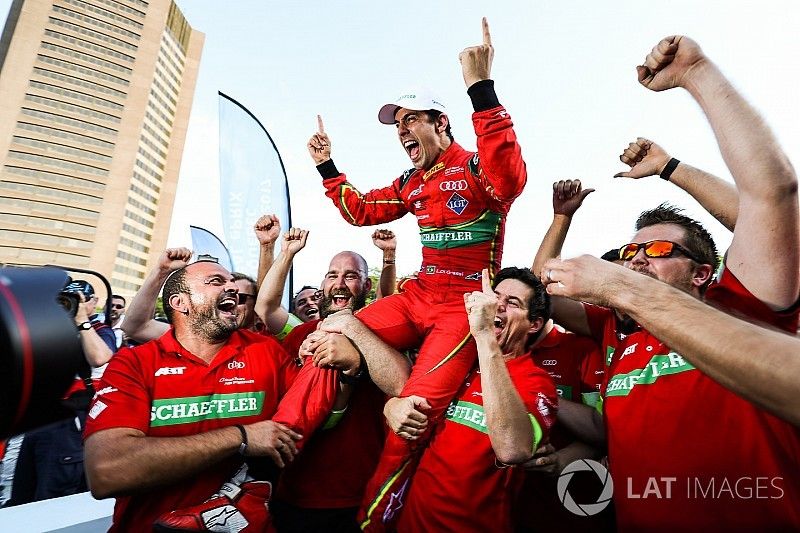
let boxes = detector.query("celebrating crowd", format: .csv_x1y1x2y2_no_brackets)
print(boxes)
3,18,800,533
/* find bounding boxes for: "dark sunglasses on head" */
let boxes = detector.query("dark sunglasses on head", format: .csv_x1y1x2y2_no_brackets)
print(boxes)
237,293,255,305
619,240,703,263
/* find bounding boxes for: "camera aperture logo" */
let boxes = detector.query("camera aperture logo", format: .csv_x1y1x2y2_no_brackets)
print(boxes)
557,459,614,516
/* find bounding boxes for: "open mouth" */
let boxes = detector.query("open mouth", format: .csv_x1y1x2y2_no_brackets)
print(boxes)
217,295,238,318
493,317,504,337
304,307,319,319
331,294,352,309
403,139,420,162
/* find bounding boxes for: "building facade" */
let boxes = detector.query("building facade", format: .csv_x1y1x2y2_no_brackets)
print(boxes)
0,0,202,295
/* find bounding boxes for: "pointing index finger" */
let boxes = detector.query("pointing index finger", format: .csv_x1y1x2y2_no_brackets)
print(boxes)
317,114,325,134
481,268,492,294
482,17,492,46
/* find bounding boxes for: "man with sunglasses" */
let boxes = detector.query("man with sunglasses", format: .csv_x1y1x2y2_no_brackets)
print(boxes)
543,35,800,531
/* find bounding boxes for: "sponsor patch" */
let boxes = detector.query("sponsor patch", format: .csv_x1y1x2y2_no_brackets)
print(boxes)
439,179,467,191
150,392,265,427
407,184,424,198
88,400,107,419
445,192,469,215
444,166,464,176
422,162,444,181
155,366,186,376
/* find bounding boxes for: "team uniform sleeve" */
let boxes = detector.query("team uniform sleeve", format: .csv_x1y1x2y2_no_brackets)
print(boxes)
317,159,408,226
84,347,151,438
512,364,559,454
468,80,527,206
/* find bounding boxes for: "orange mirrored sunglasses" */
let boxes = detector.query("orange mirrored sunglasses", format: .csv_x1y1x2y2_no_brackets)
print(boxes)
619,240,702,263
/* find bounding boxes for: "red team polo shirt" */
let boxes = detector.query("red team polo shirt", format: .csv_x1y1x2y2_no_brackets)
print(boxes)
398,354,558,533
585,265,800,530
275,320,386,509
84,329,299,532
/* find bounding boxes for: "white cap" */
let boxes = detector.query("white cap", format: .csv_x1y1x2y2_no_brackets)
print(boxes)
378,88,447,124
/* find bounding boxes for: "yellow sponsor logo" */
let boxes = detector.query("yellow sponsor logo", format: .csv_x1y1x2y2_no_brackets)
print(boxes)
422,162,444,181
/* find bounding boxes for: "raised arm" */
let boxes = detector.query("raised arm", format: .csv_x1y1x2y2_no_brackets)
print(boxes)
461,18,527,203
122,247,191,342
638,36,799,309
255,226,308,336
544,254,800,427
372,229,397,298
75,294,115,367
531,179,594,275
309,115,408,226
464,271,537,464
615,137,738,232
254,214,280,288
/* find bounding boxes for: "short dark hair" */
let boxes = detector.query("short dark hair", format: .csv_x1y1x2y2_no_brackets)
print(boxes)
162,268,189,323
423,110,453,141
291,285,318,312
111,294,126,306
493,267,551,323
231,272,257,293
635,203,719,281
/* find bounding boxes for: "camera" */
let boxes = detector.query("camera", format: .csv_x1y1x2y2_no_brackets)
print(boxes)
57,279,96,317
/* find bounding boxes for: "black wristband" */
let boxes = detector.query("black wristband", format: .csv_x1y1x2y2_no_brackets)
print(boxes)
234,424,248,456
660,158,680,181
467,79,499,112
316,159,340,180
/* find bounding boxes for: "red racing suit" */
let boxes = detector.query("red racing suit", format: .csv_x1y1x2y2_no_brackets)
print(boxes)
316,80,527,530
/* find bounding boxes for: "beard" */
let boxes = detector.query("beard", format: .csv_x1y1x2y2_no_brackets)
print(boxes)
188,295,239,341
320,287,368,318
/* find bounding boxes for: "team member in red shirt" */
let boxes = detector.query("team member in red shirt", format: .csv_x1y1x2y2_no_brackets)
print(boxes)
543,35,800,530
386,267,556,532
307,19,528,529
84,260,303,532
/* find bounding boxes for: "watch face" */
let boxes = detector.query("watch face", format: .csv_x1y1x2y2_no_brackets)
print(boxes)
80,322,92,330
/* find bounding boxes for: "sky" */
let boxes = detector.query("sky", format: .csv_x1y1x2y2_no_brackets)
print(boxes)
4,0,800,289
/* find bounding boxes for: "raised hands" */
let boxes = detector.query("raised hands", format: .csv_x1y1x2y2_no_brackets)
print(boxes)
459,17,494,88
552,179,595,217
371,229,396,252
157,247,192,273
614,138,672,179
463,268,497,336
253,214,281,245
307,114,331,165
637,35,708,92
280,227,309,257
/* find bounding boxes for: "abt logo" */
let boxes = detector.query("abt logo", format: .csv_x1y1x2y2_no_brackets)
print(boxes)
155,366,186,376
439,180,467,191
227,360,245,370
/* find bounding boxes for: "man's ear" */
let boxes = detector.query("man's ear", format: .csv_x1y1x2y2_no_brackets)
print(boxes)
692,263,714,289
528,316,545,336
364,277,373,294
169,293,188,315
436,113,449,135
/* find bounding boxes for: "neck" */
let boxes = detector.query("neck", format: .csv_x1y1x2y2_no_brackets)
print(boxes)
173,325,228,364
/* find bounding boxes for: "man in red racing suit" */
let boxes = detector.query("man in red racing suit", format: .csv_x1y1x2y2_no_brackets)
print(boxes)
306,18,527,530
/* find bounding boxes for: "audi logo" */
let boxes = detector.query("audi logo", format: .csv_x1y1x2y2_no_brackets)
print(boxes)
439,180,467,191
541,360,557,366
227,360,245,369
